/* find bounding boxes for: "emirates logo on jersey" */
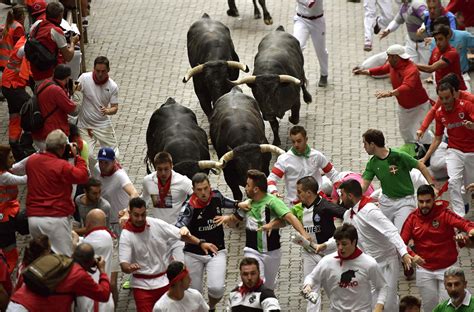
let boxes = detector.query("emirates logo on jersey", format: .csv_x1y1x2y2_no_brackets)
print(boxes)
339,269,359,288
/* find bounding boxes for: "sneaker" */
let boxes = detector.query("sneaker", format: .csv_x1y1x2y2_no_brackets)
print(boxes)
373,17,381,35
318,75,328,87
122,280,131,289
364,43,372,52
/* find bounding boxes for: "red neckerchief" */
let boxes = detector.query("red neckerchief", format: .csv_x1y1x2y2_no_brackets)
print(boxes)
168,268,189,286
92,71,109,85
350,196,373,219
189,193,212,209
84,226,117,239
157,175,171,207
123,219,149,233
239,278,264,296
334,247,363,266
100,161,122,177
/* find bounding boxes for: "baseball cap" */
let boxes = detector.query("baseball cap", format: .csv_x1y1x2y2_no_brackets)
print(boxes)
98,147,115,161
386,44,410,59
31,0,47,17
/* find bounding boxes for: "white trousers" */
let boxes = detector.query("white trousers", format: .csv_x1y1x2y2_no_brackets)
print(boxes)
243,247,281,290
379,194,416,231
416,266,449,312
376,257,400,312
446,148,474,217
293,15,329,76
364,0,394,44
79,125,119,167
430,141,448,179
463,72,472,93
184,249,227,299
6,302,28,312
303,252,324,312
398,102,433,145
28,216,73,256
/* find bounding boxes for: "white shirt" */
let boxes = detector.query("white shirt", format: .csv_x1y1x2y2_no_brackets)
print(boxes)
296,0,323,17
77,72,119,129
119,217,181,290
141,171,193,224
267,148,339,203
152,289,209,312
76,229,115,312
0,157,28,186
94,167,132,223
326,201,408,264
304,251,388,311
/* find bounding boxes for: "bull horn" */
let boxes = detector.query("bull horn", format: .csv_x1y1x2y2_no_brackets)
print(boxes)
198,160,222,169
219,150,235,164
279,75,301,85
260,144,285,155
227,61,250,73
230,75,256,86
182,64,205,83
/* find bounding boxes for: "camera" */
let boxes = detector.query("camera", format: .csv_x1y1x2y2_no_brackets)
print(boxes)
62,143,76,160
64,30,79,44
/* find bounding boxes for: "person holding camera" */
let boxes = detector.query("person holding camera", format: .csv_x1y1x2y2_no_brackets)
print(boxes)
8,243,111,312
31,64,77,152
25,129,88,257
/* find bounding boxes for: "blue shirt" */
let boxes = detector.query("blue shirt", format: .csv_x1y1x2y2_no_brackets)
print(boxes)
430,29,474,72
423,11,456,35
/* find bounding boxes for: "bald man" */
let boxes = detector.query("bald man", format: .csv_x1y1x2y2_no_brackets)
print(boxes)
76,209,116,312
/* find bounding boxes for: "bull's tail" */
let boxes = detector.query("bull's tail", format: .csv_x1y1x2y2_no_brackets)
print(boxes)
301,83,312,103
144,154,152,174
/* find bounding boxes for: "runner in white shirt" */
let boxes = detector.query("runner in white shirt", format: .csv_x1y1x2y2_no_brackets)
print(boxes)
152,261,209,312
76,56,120,166
304,223,387,312
267,126,340,204
318,179,413,312
76,209,115,312
142,152,193,262
119,197,217,312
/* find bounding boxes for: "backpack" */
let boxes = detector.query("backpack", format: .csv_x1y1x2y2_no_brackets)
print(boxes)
24,22,58,71
22,254,74,296
20,81,58,132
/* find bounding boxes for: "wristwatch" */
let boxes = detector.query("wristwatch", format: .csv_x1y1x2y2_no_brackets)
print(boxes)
198,239,206,246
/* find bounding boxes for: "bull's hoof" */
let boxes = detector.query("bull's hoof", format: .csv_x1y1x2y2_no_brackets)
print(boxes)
264,17,273,25
254,12,261,19
227,9,239,17
289,116,299,125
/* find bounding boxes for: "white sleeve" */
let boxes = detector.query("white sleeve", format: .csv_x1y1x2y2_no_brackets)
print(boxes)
324,237,336,251
317,153,339,183
50,28,67,49
118,232,132,264
118,171,132,188
367,208,408,257
197,293,210,312
303,260,323,291
370,261,388,305
11,156,29,175
0,171,27,185
184,177,193,197
156,219,181,242
141,177,151,205
110,85,119,105
267,156,285,194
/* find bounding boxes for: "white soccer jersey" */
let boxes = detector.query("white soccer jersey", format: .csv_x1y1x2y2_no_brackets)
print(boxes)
141,170,193,224
267,148,339,203
119,217,181,289
152,289,209,312
304,250,388,311
326,201,408,263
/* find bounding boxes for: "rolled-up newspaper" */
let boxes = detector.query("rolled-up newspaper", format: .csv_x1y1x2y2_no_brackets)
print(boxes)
291,232,317,253
301,290,319,304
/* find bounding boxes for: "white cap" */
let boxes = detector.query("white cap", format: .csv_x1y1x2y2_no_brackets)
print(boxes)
386,44,410,59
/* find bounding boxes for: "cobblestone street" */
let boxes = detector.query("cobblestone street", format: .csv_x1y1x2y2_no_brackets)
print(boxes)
0,0,473,310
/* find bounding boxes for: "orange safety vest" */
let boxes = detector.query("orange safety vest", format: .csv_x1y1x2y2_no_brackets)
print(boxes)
0,171,20,223
1,36,30,88
0,21,23,68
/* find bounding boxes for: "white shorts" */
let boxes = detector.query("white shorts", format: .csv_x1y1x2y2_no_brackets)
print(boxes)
28,216,73,256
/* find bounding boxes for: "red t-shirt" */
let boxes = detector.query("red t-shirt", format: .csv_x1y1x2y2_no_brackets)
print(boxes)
10,264,110,312
429,44,467,90
434,98,474,152
401,200,474,271
447,0,474,28
0,251,12,296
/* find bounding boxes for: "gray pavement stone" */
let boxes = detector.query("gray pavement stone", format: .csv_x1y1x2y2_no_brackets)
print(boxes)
0,0,473,311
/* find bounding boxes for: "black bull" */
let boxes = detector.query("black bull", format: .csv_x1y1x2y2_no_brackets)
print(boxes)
209,87,283,200
145,98,214,179
183,13,248,118
231,26,312,146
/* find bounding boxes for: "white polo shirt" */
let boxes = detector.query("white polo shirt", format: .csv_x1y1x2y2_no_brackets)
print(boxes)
141,170,193,224
119,217,181,290
152,289,209,312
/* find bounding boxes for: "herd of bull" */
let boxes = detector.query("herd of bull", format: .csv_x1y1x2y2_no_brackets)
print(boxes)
146,14,312,199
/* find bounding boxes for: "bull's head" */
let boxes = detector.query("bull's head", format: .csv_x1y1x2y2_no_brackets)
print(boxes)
231,74,301,120
183,61,249,103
